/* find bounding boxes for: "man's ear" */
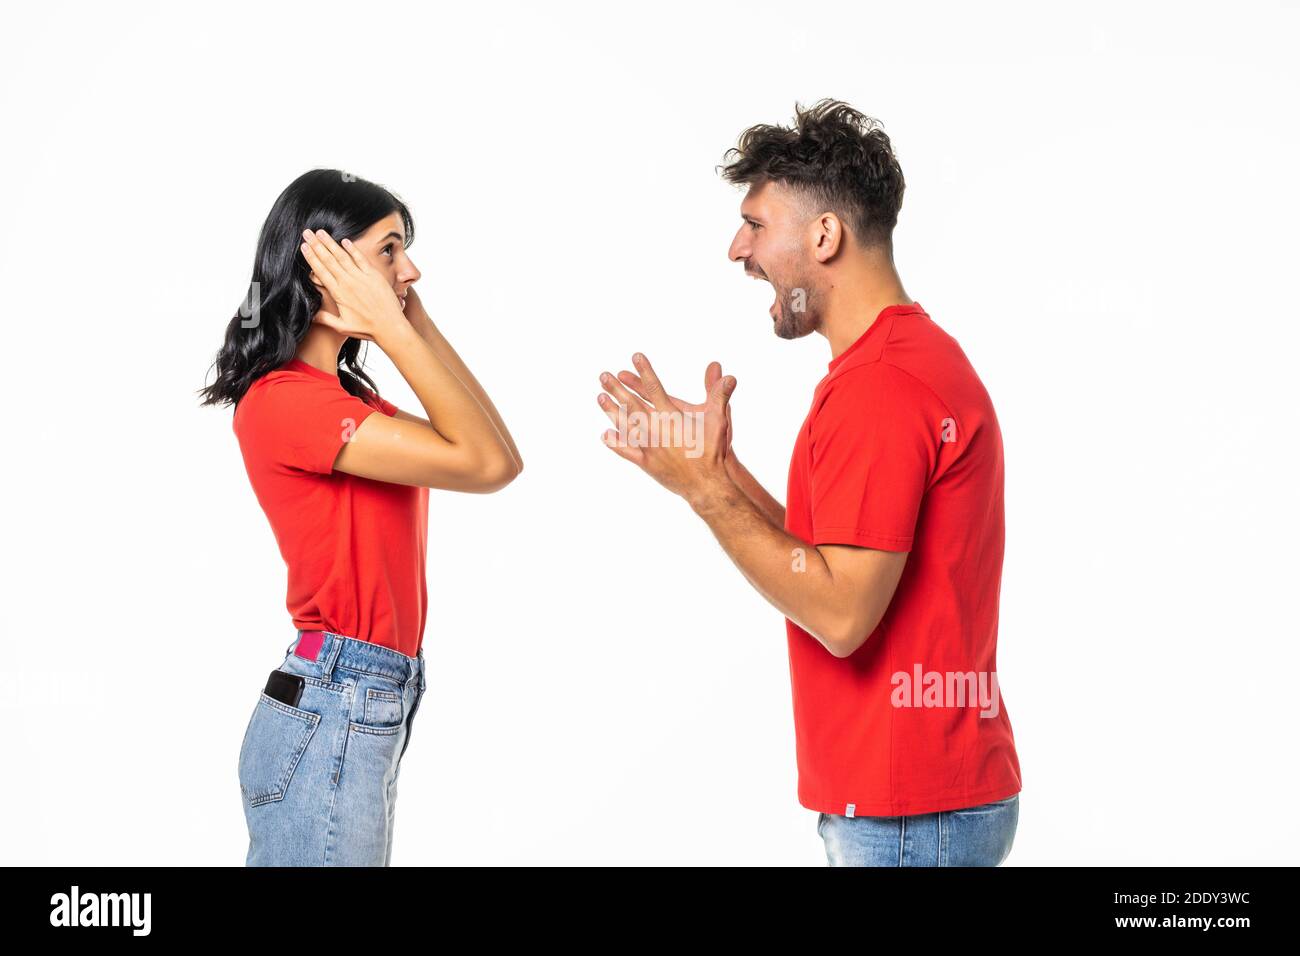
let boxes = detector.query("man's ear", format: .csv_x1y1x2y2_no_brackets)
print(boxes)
810,211,844,263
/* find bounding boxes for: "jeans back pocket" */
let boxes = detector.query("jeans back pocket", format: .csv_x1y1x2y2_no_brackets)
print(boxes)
952,793,1019,814
238,692,321,807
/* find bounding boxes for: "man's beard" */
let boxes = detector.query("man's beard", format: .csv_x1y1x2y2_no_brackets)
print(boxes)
771,274,820,340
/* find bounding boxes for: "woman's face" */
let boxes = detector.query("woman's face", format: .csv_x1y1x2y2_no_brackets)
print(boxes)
312,211,421,316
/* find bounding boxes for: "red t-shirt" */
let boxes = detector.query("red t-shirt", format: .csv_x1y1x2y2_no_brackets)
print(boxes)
784,302,1021,816
232,357,429,658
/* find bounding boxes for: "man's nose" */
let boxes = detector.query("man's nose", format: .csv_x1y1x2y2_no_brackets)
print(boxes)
728,229,749,263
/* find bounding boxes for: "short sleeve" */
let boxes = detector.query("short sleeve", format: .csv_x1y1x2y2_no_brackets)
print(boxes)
361,388,398,417
808,364,943,552
239,374,383,474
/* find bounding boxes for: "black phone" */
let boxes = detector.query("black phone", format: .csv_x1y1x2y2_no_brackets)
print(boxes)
264,669,305,708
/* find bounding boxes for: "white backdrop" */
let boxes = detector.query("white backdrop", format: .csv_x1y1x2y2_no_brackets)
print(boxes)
1,0,1296,865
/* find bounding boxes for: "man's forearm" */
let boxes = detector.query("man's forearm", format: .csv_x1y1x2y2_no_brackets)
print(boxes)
725,454,786,527
687,472,845,654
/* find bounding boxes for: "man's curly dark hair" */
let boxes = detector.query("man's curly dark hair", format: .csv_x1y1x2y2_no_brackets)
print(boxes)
719,98,905,248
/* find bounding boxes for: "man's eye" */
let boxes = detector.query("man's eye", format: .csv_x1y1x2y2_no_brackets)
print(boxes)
748,220,761,230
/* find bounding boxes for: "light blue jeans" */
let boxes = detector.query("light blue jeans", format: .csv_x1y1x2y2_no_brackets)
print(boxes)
817,793,1019,866
237,630,427,866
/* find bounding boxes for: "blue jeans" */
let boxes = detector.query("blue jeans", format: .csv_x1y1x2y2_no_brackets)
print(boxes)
237,630,427,866
817,793,1019,866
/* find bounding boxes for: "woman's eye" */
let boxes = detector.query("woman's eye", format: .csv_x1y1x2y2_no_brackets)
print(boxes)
381,244,395,257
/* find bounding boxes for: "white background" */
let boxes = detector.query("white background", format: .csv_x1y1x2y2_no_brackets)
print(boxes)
2,0,1296,865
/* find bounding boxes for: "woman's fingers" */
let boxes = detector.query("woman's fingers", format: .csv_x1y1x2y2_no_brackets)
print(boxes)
311,308,344,333
299,239,341,291
301,228,350,283
317,231,369,278
338,236,373,274
300,229,344,284
313,308,373,340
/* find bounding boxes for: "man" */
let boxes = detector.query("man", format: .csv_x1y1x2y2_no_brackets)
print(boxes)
596,99,1021,866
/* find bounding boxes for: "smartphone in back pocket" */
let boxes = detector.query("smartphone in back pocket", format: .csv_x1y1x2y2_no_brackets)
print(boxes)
264,669,305,708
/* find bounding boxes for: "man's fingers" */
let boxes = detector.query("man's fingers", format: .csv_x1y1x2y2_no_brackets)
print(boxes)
710,374,737,408
630,353,674,410
598,393,651,450
616,370,649,399
600,371,647,414
618,370,690,412
704,361,722,392
595,393,625,431
602,429,646,466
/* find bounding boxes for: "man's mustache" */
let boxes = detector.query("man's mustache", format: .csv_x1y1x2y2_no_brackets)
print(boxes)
745,265,769,281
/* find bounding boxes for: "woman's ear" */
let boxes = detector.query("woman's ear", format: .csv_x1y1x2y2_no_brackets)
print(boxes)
309,273,340,320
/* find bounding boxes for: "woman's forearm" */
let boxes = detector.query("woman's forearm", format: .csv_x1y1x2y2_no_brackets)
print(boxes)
377,321,516,474
403,306,523,470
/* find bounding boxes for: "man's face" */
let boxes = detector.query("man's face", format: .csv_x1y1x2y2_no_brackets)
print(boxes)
727,180,821,339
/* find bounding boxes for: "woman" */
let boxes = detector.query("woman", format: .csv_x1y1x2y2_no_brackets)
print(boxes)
200,169,522,865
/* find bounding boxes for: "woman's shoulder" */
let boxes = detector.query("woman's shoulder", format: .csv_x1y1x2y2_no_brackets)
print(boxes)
233,364,325,433
234,363,389,437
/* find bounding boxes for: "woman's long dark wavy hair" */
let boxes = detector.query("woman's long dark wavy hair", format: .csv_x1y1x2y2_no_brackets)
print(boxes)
199,168,415,408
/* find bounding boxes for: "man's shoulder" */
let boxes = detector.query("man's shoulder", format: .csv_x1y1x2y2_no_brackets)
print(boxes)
881,312,991,410
820,357,949,408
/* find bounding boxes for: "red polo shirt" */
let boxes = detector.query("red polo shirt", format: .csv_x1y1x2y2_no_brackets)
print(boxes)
784,302,1021,816
232,357,429,658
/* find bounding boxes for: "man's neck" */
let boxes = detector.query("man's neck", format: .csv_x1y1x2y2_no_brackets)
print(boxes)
819,253,913,360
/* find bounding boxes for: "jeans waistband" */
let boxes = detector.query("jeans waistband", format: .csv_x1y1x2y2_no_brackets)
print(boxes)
286,629,424,685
